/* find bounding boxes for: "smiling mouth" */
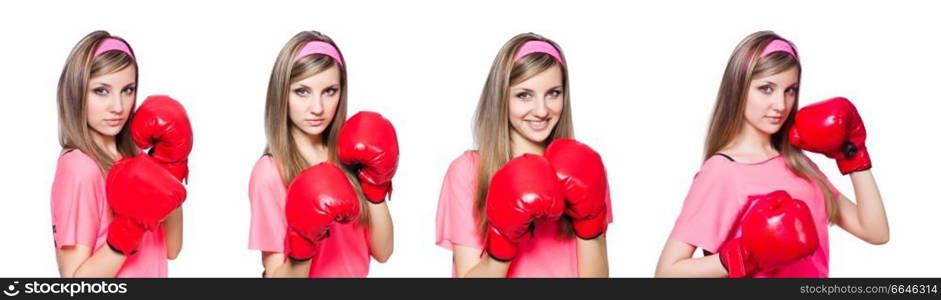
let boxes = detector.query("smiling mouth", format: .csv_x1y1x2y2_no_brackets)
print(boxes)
524,119,550,131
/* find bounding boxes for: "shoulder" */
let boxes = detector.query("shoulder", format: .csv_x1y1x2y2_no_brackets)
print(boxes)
447,150,479,174
250,155,285,187
695,154,736,180
55,149,103,180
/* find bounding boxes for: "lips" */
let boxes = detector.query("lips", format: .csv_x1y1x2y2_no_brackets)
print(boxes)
524,119,550,131
305,119,326,127
103,118,124,126
765,115,784,124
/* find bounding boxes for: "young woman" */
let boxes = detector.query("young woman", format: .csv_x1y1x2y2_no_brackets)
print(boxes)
435,33,612,278
51,31,190,277
248,30,396,278
655,31,889,278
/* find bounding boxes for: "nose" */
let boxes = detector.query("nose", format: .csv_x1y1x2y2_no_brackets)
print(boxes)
109,94,126,115
309,95,325,115
771,91,788,112
532,96,549,118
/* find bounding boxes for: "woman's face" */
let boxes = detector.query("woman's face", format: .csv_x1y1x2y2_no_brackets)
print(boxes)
86,66,137,139
288,64,341,137
743,66,799,136
508,64,564,147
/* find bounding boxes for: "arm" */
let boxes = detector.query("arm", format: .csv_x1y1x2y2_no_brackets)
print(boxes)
164,207,183,260
261,252,310,278
833,170,889,244
453,245,509,278
654,239,726,278
576,235,609,277
366,201,393,263
57,244,127,277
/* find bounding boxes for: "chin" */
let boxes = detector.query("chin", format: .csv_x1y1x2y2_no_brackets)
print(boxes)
760,125,783,136
93,127,122,137
523,132,552,144
301,126,327,136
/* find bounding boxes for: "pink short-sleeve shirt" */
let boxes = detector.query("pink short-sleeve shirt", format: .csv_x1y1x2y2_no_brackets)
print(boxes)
248,156,371,277
435,150,613,277
50,150,168,277
670,154,840,277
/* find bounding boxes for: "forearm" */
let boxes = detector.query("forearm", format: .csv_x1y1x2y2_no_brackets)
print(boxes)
849,170,889,243
655,253,726,278
164,208,183,259
576,236,609,277
366,202,394,262
462,255,510,278
67,246,127,278
655,240,727,278
263,253,311,278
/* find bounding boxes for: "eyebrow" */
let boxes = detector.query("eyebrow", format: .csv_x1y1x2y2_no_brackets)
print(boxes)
293,83,340,89
512,85,563,93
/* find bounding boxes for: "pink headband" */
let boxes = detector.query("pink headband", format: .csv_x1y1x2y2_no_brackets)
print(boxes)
759,39,797,60
514,40,563,65
94,38,134,59
293,41,344,66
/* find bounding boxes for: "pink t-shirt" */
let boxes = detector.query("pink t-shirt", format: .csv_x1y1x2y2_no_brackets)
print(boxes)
248,156,371,278
50,150,168,277
435,150,613,278
669,154,840,278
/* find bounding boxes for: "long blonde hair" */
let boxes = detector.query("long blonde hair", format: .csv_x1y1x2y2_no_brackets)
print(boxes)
263,30,369,224
704,31,838,222
473,33,576,238
57,30,140,174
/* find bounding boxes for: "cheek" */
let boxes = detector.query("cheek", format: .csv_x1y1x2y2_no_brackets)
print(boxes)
123,98,135,117
85,98,102,118
508,98,528,120
287,96,304,118
549,97,564,116
323,97,340,119
744,93,765,118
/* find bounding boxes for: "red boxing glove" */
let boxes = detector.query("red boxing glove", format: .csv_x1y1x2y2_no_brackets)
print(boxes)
283,227,318,261
544,138,609,240
284,163,360,261
106,154,187,256
337,111,399,203
131,95,194,182
789,97,871,175
719,190,819,278
484,154,564,261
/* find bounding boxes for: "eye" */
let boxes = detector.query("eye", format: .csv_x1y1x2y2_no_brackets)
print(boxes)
93,87,109,96
293,87,311,97
547,89,562,98
322,87,338,97
758,85,773,95
785,86,799,96
515,92,533,100
122,86,136,96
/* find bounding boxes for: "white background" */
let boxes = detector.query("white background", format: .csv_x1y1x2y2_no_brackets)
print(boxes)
0,0,937,277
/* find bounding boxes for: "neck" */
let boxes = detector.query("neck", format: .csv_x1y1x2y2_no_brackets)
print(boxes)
726,123,778,158
291,126,328,166
509,131,545,158
91,129,120,160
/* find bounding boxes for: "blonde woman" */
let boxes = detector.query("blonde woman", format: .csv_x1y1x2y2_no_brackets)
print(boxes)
248,30,396,278
435,33,611,278
656,31,889,278
51,31,191,277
